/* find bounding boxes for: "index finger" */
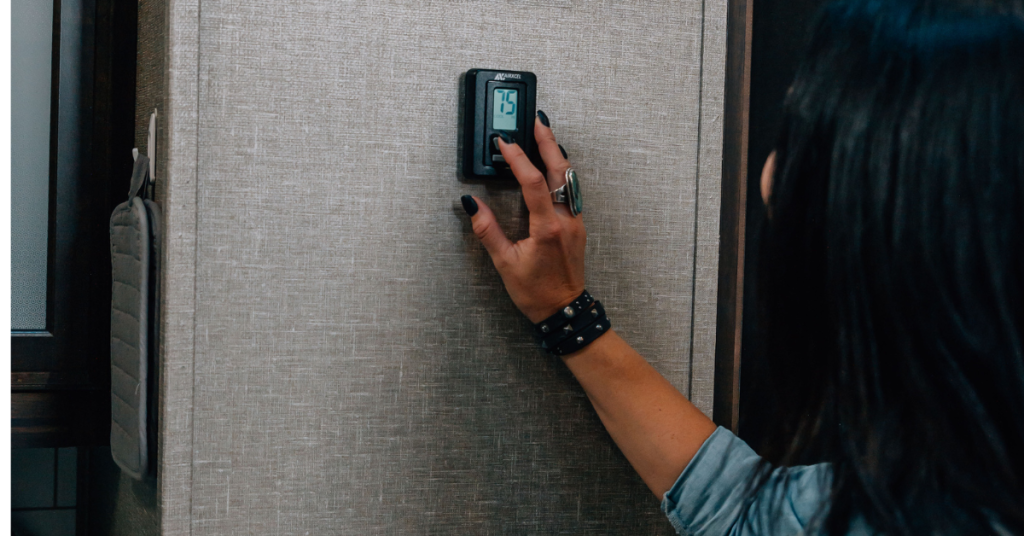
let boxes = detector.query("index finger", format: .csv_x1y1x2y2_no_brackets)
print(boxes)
497,136,556,220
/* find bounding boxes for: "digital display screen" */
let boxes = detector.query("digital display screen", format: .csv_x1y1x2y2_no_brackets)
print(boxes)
492,88,518,131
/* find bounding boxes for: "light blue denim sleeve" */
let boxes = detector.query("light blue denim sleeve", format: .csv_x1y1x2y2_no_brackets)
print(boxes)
660,426,834,536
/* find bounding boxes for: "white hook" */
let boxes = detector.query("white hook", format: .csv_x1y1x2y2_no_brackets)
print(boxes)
147,109,157,184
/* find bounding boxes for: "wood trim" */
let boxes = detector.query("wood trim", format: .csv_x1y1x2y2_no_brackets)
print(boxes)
12,372,96,391
714,0,753,431
12,391,107,448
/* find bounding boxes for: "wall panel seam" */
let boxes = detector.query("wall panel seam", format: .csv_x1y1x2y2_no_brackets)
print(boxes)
158,0,201,530
186,0,201,531
687,0,709,401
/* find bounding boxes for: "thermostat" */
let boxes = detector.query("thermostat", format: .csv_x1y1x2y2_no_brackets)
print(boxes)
461,69,540,180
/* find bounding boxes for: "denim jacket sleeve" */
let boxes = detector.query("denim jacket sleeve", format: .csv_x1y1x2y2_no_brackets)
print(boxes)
660,426,834,536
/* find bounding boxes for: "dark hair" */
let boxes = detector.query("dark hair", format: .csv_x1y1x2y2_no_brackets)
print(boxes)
755,0,1024,533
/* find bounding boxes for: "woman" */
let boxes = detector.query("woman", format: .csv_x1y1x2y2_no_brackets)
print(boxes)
460,0,1024,533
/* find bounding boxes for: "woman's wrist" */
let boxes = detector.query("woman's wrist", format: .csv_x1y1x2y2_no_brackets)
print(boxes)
559,327,618,361
519,289,584,323
531,290,611,356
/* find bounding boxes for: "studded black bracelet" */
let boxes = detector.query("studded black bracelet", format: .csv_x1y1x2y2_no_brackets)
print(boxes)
534,291,595,337
550,315,612,356
538,301,605,350
533,290,611,356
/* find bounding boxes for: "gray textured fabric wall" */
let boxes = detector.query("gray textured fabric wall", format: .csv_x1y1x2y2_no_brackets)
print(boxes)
145,0,725,534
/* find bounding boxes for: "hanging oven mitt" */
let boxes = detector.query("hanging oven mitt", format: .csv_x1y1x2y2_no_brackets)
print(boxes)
108,155,161,480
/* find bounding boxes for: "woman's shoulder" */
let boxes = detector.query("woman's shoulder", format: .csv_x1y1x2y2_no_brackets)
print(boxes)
661,426,837,536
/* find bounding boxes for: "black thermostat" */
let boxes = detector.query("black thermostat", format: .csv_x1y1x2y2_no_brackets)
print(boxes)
461,69,540,180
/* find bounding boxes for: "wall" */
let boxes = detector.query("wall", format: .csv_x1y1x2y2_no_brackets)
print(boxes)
113,0,726,533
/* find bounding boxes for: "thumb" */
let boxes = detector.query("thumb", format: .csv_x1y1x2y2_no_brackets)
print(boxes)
462,195,513,263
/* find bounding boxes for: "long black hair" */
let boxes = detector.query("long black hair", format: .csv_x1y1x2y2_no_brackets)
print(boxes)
755,0,1024,533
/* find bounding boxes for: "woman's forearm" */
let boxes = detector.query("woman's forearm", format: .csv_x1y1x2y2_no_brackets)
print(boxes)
560,330,717,498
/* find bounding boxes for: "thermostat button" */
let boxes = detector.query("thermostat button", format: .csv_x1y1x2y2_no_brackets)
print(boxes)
491,136,506,163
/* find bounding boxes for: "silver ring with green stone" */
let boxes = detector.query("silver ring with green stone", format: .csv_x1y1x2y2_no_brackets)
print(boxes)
550,168,582,216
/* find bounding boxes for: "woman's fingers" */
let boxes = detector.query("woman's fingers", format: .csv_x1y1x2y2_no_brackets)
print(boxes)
497,135,556,221
534,112,573,217
534,112,571,191
462,195,514,265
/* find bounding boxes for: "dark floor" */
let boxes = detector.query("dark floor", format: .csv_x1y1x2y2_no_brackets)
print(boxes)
11,448,78,536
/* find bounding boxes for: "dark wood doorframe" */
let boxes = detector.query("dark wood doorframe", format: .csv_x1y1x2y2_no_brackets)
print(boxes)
714,0,830,444
714,0,754,431
11,0,138,449
734,0,828,452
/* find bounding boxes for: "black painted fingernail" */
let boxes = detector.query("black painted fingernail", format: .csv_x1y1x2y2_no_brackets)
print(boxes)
460,195,478,216
498,131,514,145
537,110,550,127
559,144,568,159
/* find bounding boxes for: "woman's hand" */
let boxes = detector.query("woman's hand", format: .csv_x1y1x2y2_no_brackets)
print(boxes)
461,112,585,323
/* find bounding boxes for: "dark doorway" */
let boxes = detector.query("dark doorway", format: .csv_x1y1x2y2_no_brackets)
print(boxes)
737,0,828,457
